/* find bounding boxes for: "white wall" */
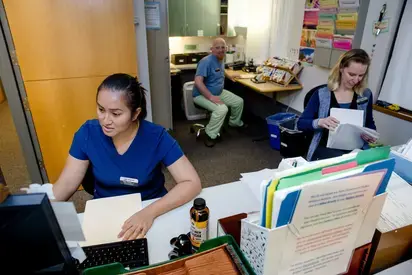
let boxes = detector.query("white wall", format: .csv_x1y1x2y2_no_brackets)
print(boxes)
277,66,330,113
373,111,412,146
134,0,152,121
360,0,405,100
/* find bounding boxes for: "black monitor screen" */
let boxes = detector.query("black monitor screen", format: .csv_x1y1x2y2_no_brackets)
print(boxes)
0,193,77,274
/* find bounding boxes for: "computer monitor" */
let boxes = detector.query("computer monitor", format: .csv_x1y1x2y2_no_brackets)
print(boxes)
0,193,78,274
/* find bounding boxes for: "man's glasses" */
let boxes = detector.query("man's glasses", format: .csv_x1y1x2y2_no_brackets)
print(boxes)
213,46,228,50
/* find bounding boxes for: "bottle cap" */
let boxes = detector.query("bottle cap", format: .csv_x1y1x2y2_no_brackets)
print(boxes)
193,198,206,210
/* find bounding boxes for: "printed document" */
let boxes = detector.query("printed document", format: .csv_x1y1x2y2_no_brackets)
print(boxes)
279,171,384,275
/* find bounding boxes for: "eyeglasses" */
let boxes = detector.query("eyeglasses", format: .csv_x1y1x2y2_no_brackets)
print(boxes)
213,46,228,50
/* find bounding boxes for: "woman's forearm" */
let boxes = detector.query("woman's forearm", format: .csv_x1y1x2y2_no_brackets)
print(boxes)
145,180,201,219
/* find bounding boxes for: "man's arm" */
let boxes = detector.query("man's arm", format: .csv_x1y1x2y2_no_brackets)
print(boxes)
194,76,212,99
194,76,223,104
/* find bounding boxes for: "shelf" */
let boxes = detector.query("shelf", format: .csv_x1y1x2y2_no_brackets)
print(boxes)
373,104,412,123
304,8,320,11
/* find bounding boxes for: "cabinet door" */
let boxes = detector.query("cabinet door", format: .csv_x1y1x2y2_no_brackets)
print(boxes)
185,0,203,36
201,0,220,36
168,0,186,36
3,0,137,182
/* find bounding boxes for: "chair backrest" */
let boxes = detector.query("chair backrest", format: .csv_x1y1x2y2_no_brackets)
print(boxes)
303,84,327,109
182,81,207,121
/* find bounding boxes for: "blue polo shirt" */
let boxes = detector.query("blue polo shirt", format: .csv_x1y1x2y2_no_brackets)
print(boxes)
69,119,184,200
192,54,225,97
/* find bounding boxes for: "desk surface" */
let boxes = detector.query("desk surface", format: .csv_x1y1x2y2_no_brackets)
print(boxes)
225,69,303,93
76,178,412,274
78,181,260,265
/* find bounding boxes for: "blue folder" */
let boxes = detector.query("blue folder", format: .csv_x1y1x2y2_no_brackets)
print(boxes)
390,152,412,183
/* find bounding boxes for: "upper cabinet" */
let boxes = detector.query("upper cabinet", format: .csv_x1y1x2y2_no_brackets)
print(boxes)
168,0,221,37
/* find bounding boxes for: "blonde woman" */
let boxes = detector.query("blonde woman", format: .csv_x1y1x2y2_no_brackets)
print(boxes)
298,49,377,160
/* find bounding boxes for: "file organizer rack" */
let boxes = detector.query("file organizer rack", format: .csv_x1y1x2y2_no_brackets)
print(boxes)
240,192,388,275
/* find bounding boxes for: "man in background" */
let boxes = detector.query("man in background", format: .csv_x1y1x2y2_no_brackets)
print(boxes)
192,38,245,147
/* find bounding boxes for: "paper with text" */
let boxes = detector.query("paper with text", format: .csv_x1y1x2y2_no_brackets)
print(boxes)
377,172,412,233
279,171,384,275
80,193,142,246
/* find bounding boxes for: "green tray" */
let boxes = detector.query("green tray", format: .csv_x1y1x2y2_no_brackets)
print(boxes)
82,235,255,275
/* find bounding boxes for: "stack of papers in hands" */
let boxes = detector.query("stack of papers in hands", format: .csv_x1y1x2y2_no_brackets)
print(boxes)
327,108,379,150
328,124,380,150
377,172,412,233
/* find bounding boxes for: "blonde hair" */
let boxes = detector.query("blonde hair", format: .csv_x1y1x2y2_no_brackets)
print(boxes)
327,49,370,95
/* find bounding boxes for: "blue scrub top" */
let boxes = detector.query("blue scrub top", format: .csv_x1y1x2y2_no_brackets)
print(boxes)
192,54,225,97
69,119,184,200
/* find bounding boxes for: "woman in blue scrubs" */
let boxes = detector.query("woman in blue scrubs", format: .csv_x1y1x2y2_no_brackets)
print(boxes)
52,73,201,240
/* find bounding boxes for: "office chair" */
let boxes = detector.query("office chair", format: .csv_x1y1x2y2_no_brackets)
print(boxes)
81,165,95,196
300,84,328,157
304,84,327,109
182,81,208,139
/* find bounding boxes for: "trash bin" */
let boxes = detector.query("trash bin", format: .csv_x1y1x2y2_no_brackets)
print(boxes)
279,122,311,158
266,113,296,150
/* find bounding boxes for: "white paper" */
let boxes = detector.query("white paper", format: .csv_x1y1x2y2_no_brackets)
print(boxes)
145,2,161,29
402,139,412,160
279,171,384,275
51,202,85,242
80,193,142,246
377,172,412,233
240,168,275,203
327,124,379,150
67,241,87,263
330,108,364,127
197,30,204,36
327,108,368,150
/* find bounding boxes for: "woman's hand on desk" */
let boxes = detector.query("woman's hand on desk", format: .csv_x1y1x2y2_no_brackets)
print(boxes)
318,116,339,130
118,208,155,240
361,133,377,144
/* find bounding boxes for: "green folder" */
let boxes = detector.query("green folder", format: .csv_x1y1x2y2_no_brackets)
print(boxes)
276,147,390,191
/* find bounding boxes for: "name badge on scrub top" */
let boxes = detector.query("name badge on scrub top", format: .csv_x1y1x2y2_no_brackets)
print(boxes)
120,176,139,187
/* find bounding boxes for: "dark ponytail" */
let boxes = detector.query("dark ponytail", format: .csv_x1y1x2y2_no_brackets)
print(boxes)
97,73,147,120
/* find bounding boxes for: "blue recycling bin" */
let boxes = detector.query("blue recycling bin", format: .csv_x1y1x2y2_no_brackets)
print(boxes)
266,113,297,150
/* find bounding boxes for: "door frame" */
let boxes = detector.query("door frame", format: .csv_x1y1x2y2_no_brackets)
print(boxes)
0,0,46,183
0,0,152,184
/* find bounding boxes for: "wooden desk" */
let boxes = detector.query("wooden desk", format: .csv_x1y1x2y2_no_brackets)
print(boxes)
224,69,303,93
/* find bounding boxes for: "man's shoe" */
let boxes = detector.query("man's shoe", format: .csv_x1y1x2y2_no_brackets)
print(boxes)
204,135,216,147
235,123,249,133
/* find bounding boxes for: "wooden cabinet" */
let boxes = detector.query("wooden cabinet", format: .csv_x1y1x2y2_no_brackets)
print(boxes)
168,0,220,37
